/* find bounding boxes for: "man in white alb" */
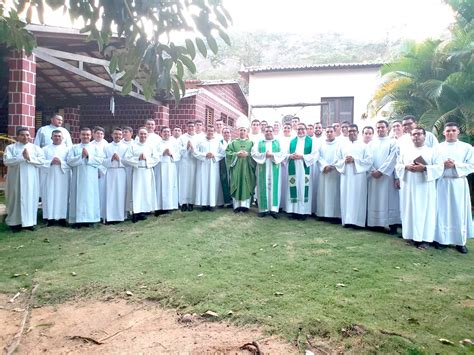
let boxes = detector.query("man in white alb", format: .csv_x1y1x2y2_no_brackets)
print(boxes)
67,127,104,227
252,126,285,218
367,120,400,234
285,123,318,220
434,122,473,253
5,127,45,232
34,114,72,148
178,121,200,212
155,127,181,214
41,130,71,226
396,127,443,249
123,128,159,222
335,124,373,228
103,128,128,223
193,126,225,211
317,125,341,222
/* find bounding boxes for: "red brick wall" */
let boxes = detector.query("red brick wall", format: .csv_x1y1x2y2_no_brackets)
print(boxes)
201,84,248,115
79,97,166,140
8,51,36,138
168,96,196,130
195,91,242,131
64,106,81,143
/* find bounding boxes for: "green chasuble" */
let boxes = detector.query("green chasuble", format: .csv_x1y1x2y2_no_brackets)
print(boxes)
257,140,281,210
226,139,256,201
288,136,312,203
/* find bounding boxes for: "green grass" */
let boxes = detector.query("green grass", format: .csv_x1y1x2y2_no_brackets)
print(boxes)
0,210,473,353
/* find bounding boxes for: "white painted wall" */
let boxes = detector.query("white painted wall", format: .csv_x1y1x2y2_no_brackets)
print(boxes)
247,67,382,128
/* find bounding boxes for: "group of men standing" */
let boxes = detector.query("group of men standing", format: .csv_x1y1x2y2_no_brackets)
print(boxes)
4,113,473,253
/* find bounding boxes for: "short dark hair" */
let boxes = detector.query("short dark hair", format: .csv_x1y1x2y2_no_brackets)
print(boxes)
80,127,92,133
391,119,402,125
122,126,133,133
251,119,260,124
377,120,389,128
349,124,359,131
161,126,170,132
444,122,459,129
341,121,350,126
51,129,62,135
187,120,195,126
112,127,122,132
195,119,203,124
363,126,374,133
93,126,105,133
412,127,426,135
16,126,29,135
402,115,417,122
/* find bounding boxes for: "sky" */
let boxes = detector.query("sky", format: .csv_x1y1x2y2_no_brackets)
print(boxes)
224,0,455,41
8,0,455,42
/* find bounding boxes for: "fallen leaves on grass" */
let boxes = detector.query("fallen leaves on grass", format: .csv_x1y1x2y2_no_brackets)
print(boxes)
439,338,454,345
202,310,219,318
12,272,28,278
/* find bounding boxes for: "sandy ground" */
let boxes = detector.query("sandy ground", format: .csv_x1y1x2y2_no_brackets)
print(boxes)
0,293,297,354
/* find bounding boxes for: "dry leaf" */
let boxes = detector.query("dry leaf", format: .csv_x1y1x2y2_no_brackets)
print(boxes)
336,283,347,288
125,290,133,296
439,338,454,345
203,310,219,318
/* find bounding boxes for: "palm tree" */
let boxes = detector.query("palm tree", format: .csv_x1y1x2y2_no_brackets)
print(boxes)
369,0,473,144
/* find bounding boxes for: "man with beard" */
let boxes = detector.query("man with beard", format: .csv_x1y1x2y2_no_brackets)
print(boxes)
396,128,443,249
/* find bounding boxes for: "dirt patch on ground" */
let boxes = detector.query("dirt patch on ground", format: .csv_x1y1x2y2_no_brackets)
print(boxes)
1,294,297,354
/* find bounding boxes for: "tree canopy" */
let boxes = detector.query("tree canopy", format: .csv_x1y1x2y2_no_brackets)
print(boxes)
0,0,232,102
370,0,473,141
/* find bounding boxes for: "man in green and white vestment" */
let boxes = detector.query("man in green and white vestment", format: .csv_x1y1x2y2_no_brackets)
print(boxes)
252,126,285,218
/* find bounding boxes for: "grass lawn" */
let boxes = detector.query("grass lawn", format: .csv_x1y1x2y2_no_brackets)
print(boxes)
0,209,473,353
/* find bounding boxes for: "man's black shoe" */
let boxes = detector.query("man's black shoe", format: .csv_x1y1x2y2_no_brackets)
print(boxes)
10,225,22,233
181,204,187,212
188,204,194,212
433,241,447,250
417,242,430,250
270,212,280,219
258,212,268,218
456,245,468,254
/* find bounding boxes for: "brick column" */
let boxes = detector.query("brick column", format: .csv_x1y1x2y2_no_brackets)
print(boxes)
64,106,81,143
153,104,169,130
8,51,36,138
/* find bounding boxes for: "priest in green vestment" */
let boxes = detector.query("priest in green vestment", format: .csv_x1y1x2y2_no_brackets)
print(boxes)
285,123,319,220
225,118,256,212
251,126,285,218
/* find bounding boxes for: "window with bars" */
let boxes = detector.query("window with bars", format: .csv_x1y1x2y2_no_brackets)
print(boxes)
228,116,234,127
205,106,214,127
221,113,228,124
320,97,354,126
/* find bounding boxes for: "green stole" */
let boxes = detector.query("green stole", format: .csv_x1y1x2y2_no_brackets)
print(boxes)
257,140,280,210
219,140,232,204
288,136,312,203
